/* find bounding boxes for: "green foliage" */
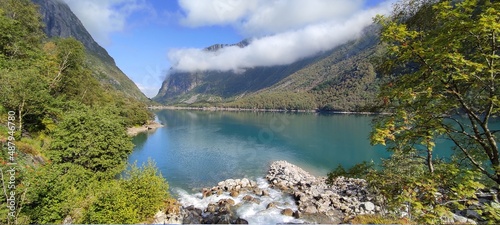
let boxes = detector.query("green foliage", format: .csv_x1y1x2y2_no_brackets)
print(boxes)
226,91,317,110
481,202,500,224
82,161,170,224
327,161,374,183
0,0,45,65
0,1,164,224
120,160,170,218
22,160,172,224
0,68,51,133
372,0,500,183
46,38,101,104
349,214,413,224
23,163,94,224
48,105,133,176
365,154,484,224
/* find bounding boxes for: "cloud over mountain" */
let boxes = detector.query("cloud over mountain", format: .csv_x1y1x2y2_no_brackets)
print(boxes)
169,1,392,73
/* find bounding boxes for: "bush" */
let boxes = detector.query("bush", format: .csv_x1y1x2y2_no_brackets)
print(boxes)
82,160,171,224
327,161,374,184
47,105,133,176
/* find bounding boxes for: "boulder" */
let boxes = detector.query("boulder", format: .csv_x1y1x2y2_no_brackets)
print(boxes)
206,203,217,213
282,208,294,216
221,198,235,206
233,217,249,224
267,202,277,209
242,195,254,201
202,188,212,198
241,178,250,188
361,202,375,212
466,209,482,220
230,190,239,198
182,206,203,224
253,188,264,196
304,205,319,214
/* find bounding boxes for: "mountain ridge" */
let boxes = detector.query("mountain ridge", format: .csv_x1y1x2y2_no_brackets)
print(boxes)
154,25,381,111
31,0,148,101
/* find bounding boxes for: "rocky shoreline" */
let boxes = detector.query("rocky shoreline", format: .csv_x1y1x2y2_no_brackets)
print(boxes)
126,120,164,136
153,160,486,224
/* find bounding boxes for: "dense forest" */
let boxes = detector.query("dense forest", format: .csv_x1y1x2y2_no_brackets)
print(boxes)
0,0,172,224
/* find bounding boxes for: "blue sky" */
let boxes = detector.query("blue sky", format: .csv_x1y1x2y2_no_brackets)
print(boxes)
63,0,392,97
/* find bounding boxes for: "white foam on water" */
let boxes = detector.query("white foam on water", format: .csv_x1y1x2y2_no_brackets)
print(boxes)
173,177,305,224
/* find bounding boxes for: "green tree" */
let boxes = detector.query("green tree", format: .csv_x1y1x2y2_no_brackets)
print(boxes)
0,68,50,134
82,161,171,224
120,160,170,220
47,105,133,176
0,0,44,66
44,38,105,105
366,154,484,224
23,163,94,224
372,0,500,183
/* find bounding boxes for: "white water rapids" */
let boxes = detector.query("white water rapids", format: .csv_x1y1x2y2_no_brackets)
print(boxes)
174,178,304,224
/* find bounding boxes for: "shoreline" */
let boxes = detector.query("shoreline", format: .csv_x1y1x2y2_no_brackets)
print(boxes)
154,160,482,224
126,120,164,136
148,105,389,115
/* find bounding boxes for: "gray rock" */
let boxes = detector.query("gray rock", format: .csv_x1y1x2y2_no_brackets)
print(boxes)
304,205,319,214
182,206,203,224
453,213,471,223
466,209,482,220
206,203,217,213
233,217,249,224
361,202,375,212
63,215,73,224
241,178,250,188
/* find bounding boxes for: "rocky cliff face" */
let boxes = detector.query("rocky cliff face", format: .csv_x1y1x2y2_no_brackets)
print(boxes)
31,0,114,64
31,0,148,101
205,39,250,52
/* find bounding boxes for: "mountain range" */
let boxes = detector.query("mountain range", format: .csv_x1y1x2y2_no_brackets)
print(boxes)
31,0,382,112
154,25,382,111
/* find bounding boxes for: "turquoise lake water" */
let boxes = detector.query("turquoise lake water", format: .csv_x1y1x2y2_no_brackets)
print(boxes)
127,110,499,192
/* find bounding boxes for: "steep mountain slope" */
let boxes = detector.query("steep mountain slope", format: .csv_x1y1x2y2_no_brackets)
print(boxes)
154,26,381,111
154,41,335,104
31,0,148,101
258,25,381,111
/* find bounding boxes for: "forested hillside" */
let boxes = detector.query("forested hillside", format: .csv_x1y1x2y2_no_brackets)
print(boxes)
0,0,171,224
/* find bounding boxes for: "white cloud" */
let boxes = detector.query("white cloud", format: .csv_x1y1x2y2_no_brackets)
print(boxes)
168,2,392,73
179,0,365,36
63,0,149,45
179,0,259,27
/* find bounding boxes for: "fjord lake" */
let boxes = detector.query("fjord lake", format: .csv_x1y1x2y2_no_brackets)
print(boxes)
128,109,392,191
